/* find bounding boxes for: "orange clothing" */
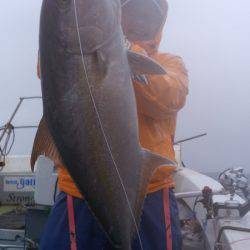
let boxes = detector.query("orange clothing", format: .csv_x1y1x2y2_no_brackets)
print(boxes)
57,47,189,198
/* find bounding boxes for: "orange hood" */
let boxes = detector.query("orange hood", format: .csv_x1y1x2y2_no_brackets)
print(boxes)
121,0,168,45
133,0,168,55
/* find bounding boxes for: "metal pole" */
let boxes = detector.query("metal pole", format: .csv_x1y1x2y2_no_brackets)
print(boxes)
20,96,42,100
174,133,207,145
0,96,42,142
0,98,23,142
14,125,38,129
175,189,226,199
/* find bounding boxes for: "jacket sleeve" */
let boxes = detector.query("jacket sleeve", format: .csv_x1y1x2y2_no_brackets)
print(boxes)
134,52,189,120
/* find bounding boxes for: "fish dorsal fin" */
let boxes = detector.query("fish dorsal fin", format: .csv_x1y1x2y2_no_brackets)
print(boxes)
127,50,166,76
31,115,62,171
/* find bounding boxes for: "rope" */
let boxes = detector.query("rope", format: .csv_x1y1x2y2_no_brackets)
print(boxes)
72,1,143,249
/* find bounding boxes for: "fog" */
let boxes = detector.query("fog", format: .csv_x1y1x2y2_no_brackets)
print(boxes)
0,0,249,173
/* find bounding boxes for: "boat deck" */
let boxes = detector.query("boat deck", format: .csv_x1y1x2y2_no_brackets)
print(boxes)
0,206,25,230
0,205,25,250
0,205,49,250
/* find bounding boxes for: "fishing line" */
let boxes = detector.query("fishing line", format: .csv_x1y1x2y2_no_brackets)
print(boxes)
72,0,143,249
121,0,132,7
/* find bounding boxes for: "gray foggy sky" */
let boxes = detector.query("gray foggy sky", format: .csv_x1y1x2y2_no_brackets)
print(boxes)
0,0,249,173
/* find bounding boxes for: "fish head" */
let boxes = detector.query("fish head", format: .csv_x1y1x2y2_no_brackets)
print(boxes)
40,0,121,54
121,0,168,42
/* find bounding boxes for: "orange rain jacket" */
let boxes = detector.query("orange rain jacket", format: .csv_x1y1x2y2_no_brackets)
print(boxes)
37,20,189,198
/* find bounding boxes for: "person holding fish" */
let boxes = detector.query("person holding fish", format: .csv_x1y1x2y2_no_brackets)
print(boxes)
35,0,188,249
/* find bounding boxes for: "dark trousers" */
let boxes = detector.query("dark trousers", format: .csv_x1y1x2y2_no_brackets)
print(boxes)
39,189,182,250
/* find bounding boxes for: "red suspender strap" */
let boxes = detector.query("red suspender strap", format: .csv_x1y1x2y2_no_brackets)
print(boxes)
67,194,77,250
163,188,172,250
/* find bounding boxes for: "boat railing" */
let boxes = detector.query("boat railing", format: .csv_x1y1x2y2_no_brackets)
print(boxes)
0,97,42,170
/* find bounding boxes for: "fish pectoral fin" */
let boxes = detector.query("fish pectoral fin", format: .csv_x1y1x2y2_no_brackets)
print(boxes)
141,148,176,180
132,74,148,85
127,50,166,76
31,115,62,171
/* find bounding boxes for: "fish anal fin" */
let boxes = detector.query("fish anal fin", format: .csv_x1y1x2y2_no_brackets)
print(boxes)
127,50,166,76
141,148,176,181
31,115,62,171
132,148,176,240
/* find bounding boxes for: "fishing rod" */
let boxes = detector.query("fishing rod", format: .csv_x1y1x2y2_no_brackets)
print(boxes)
0,125,38,131
174,133,207,145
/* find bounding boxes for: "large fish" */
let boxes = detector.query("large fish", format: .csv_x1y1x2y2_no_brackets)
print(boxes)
32,0,174,249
